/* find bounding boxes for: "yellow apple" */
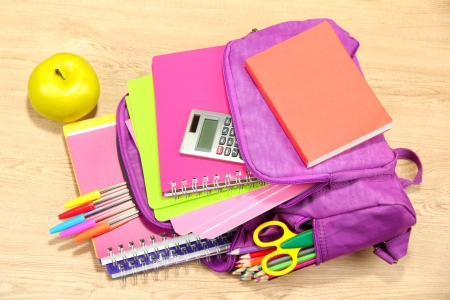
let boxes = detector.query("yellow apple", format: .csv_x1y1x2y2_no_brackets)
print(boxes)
28,53,100,123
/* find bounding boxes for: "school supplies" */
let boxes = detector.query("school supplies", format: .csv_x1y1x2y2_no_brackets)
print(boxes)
104,231,233,279
190,183,315,239
63,182,127,208
229,245,271,256
59,199,136,238
62,114,172,261
152,46,258,198
170,182,314,238
231,246,316,282
244,21,392,167
63,113,233,280
126,76,261,221
171,184,277,235
74,207,140,242
252,221,314,276
253,259,316,283
245,247,315,273
58,188,130,219
180,109,244,164
50,195,133,234
63,115,125,194
239,248,275,259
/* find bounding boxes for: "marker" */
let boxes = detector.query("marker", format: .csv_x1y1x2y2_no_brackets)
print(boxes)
59,201,136,238
58,188,130,219
74,208,140,242
49,196,132,234
63,182,127,208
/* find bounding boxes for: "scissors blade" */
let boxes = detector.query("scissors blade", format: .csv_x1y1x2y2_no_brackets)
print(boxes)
281,229,314,249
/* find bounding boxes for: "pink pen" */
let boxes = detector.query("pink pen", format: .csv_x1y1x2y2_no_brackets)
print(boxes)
59,200,136,238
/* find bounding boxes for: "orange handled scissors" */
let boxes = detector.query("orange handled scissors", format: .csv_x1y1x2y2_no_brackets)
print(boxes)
253,220,314,277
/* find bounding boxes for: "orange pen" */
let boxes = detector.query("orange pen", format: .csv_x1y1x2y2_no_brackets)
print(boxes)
74,208,140,242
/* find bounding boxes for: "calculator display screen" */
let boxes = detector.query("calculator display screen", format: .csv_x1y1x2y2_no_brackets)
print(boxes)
196,119,218,151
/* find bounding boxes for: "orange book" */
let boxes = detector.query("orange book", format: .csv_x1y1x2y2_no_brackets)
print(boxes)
245,21,392,168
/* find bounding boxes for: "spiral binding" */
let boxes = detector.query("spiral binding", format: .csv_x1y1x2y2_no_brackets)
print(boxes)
165,170,262,198
104,231,234,280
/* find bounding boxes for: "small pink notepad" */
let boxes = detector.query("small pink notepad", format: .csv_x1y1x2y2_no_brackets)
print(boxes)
66,123,124,194
65,120,168,260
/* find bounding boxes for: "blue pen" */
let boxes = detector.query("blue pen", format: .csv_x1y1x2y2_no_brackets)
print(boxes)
49,196,132,234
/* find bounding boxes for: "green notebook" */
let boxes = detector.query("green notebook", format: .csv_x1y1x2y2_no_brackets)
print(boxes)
126,75,260,221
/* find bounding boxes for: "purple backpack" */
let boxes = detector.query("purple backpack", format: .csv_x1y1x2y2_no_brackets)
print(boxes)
116,19,422,273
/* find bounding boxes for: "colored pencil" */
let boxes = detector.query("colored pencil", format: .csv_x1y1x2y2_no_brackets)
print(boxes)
240,273,253,279
237,256,262,264
239,248,276,259
240,276,253,281
247,247,315,272
254,275,269,282
253,258,316,283
250,252,316,278
232,268,248,275
241,254,285,268
229,246,275,256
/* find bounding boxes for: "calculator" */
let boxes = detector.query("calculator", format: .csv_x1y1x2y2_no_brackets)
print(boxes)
180,109,244,164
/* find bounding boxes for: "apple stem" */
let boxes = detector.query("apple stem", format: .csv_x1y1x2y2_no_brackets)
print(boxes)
55,69,65,80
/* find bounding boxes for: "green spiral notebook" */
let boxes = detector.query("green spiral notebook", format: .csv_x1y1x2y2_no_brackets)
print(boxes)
126,75,260,221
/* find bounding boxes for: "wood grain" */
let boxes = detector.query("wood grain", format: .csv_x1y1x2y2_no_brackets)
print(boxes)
1,0,449,299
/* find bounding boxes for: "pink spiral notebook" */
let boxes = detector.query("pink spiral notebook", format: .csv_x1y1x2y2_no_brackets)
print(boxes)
171,183,314,238
152,46,249,197
63,115,170,260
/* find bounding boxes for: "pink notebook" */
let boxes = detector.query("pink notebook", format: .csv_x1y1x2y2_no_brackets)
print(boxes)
66,123,124,193
171,184,279,235
152,46,248,196
64,116,169,260
192,183,314,239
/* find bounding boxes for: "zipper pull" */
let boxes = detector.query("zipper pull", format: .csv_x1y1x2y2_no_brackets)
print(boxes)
243,28,258,39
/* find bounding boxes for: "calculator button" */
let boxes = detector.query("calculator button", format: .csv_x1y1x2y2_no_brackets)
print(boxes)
226,138,234,146
221,127,229,135
229,128,235,137
224,147,231,156
216,146,224,155
232,148,239,157
224,117,232,126
219,136,226,145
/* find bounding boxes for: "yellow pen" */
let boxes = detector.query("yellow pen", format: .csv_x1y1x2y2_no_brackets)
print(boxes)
64,182,127,208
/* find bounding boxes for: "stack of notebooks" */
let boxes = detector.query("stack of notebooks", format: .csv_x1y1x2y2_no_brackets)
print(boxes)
63,46,314,280
63,114,234,279
60,21,391,281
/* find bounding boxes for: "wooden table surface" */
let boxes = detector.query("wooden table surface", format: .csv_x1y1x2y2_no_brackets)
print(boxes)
1,1,449,299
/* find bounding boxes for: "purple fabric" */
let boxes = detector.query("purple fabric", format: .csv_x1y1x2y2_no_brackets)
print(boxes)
116,98,172,229
223,19,396,191
115,19,423,273
230,169,418,269
374,228,412,264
